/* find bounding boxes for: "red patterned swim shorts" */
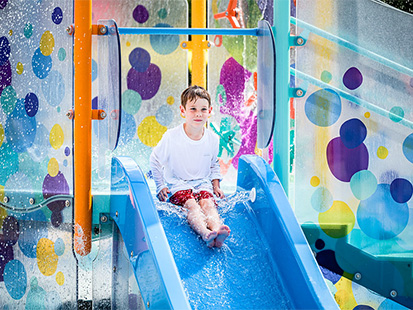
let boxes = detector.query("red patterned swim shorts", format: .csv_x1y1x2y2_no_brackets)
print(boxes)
169,189,215,207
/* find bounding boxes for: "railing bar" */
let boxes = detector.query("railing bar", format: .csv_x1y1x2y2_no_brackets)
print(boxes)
118,27,259,36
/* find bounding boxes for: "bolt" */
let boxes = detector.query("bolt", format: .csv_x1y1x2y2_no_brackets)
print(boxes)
225,11,229,16
66,25,74,35
131,251,134,257
29,198,35,205
312,251,317,257
65,200,71,207
354,272,361,280
3,196,9,203
297,37,304,45
390,290,397,298
182,42,187,48
147,301,150,308
296,89,304,97
113,266,117,272
66,110,73,119
115,211,119,217
100,111,107,119
99,26,107,34
101,215,108,223
207,42,211,48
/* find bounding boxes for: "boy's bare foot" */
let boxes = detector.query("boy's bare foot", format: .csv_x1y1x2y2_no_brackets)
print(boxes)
215,225,231,248
203,230,218,248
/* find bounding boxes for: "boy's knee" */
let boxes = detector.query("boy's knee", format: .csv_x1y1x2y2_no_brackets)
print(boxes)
184,199,200,210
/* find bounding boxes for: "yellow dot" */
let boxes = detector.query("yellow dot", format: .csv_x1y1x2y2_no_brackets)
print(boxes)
254,143,262,156
37,238,58,276
364,112,370,118
16,62,23,75
50,124,64,149
319,200,355,238
166,96,175,105
310,176,320,187
8,29,13,36
48,158,59,177
56,271,65,286
126,41,131,47
377,146,388,159
0,123,4,147
40,31,55,56
137,116,167,147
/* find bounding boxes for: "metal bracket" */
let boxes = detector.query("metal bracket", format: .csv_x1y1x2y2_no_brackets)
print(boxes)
289,35,306,47
289,87,306,98
181,40,212,50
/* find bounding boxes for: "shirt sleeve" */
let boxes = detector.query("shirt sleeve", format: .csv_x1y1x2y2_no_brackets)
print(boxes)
149,131,169,194
209,133,222,181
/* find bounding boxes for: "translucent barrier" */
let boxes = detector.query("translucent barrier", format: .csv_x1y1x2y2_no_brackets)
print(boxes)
0,0,76,307
294,0,413,307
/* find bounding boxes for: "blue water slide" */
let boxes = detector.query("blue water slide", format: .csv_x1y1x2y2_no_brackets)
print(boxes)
110,155,338,309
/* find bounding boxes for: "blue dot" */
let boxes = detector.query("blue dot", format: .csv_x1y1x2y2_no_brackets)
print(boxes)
32,48,52,79
118,112,136,146
92,59,97,82
129,48,151,72
357,184,409,240
305,89,341,127
4,260,27,300
339,118,367,149
24,92,39,117
390,178,413,203
0,36,11,66
150,24,180,55
54,238,65,256
402,133,413,164
155,105,173,126
64,146,70,156
51,7,63,24
63,159,68,167
18,211,47,258
41,70,65,106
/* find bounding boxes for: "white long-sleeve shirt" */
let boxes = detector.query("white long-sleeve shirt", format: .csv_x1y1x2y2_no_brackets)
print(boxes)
149,124,222,195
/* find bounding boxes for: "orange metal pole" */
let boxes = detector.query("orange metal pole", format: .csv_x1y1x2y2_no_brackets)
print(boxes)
74,0,92,256
191,0,207,88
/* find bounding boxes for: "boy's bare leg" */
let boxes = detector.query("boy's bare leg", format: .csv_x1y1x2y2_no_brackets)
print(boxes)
184,199,217,247
199,198,231,248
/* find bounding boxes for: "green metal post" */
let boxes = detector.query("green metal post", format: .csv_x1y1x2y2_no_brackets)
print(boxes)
273,0,290,196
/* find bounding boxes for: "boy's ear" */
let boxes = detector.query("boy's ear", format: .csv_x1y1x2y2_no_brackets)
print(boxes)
179,105,185,114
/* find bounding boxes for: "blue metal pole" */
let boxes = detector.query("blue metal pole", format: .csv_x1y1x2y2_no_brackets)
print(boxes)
118,27,259,36
273,0,290,196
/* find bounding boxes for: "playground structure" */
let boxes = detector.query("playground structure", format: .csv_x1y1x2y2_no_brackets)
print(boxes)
0,0,412,309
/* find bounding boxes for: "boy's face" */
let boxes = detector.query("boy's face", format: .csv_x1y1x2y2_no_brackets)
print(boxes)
180,97,212,128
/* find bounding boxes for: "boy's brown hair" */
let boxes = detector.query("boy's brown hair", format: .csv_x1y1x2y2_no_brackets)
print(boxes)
181,85,211,108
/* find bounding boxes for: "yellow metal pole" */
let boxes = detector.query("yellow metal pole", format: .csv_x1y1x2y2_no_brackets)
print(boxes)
191,0,207,88
74,0,92,256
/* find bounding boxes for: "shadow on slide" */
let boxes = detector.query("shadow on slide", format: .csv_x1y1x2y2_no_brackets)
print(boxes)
110,155,338,309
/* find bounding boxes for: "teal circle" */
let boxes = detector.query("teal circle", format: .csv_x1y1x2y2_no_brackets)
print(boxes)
215,84,227,106
26,277,46,309
321,70,332,83
350,170,377,200
54,238,65,256
1,85,17,114
122,89,142,115
311,187,333,212
4,260,27,300
402,133,413,164
389,106,404,123
149,23,179,55
58,48,66,61
158,8,167,19
0,143,19,186
24,23,33,38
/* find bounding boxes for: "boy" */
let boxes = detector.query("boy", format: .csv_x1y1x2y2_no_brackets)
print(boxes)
150,85,231,248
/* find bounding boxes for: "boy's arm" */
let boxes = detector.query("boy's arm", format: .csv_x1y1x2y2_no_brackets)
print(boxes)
212,179,224,199
149,134,169,199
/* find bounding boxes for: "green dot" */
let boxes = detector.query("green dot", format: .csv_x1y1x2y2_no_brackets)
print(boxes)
1,86,17,114
158,8,167,19
122,89,142,115
321,70,332,83
389,106,404,123
58,48,66,61
24,23,33,38
57,106,61,113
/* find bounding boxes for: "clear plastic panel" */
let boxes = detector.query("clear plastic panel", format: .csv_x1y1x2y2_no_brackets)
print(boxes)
96,19,121,180
91,0,188,194
295,0,413,307
257,19,276,149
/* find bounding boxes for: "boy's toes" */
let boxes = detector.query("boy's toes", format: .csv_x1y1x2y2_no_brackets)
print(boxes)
215,225,230,248
204,231,217,248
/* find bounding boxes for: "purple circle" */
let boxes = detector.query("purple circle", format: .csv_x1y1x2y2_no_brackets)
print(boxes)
64,146,70,156
129,48,150,72
0,36,11,66
0,0,8,9
133,5,149,24
0,59,12,95
52,7,63,25
126,63,161,100
339,118,367,149
43,172,70,227
343,67,363,90
410,77,413,88
326,137,369,182
315,239,325,250
24,92,39,117
390,178,413,203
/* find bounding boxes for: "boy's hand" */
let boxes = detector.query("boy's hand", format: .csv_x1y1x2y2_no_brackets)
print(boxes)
157,187,170,201
213,187,225,199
